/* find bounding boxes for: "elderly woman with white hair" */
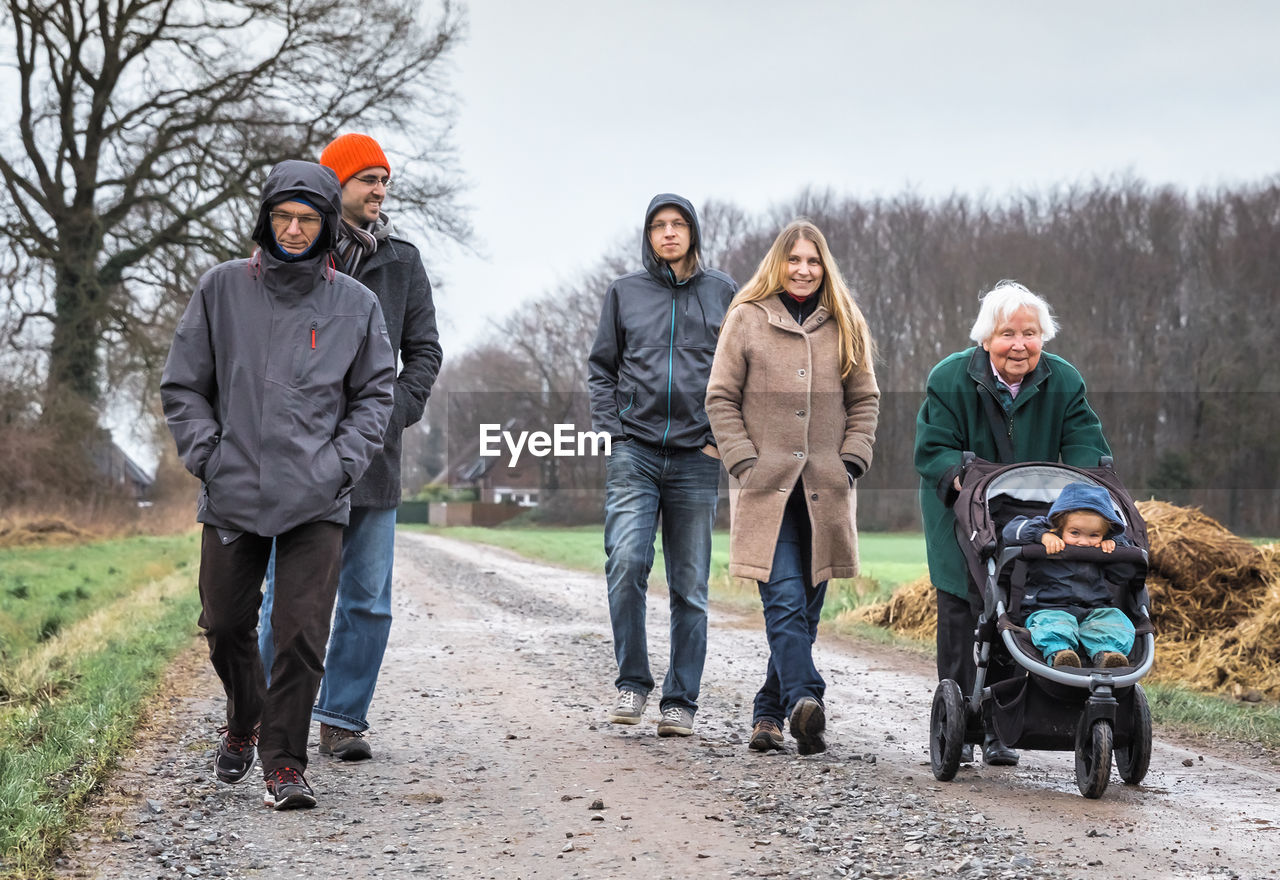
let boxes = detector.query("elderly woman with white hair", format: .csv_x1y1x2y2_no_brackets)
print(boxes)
913,280,1111,767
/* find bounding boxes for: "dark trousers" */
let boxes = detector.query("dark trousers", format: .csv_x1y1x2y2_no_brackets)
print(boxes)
753,489,828,723
935,587,1015,700
198,521,342,774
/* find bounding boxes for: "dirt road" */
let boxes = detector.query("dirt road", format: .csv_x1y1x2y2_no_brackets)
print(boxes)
57,532,1280,879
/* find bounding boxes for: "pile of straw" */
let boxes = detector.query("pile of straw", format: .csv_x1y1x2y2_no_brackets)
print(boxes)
846,575,937,639
1142,500,1271,634
0,517,88,548
853,501,1280,700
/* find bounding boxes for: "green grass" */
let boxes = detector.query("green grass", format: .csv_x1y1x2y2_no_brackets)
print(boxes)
0,534,200,880
1143,681,1280,746
0,535,194,659
852,532,931,592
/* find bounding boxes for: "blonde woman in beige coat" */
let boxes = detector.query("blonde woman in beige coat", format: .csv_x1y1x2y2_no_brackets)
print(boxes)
706,220,879,755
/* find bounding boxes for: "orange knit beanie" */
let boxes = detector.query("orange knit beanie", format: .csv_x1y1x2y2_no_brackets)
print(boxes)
319,133,391,186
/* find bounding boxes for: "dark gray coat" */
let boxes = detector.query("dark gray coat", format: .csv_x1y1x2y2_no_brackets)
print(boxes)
587,194,737,450
161,160,396,537
340,218,441,509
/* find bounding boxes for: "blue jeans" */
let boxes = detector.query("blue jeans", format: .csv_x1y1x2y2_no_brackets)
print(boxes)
259,506,397,732
1025,607,1135,664
754,490,828,724
603,440,720,712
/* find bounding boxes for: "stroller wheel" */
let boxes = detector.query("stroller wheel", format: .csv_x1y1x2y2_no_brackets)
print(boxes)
930,679,967,781
1115,684,1152,785
1075,718,1113,798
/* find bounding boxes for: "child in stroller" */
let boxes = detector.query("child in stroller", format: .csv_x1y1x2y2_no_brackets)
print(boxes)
928,458,1155,798
1001,482,1137,670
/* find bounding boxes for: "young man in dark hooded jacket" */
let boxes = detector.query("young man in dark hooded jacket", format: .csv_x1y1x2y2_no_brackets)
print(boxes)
257,133,442,763
161,160,395,810
587,194,737,737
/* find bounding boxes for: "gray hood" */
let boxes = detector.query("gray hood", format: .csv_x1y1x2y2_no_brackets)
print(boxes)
251,160,342,257
641,193,702,288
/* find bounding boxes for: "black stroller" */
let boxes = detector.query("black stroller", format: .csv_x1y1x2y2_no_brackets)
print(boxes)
928,455,1156,798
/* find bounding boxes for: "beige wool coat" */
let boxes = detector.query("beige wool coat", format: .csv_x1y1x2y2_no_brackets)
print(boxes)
706,296,879,584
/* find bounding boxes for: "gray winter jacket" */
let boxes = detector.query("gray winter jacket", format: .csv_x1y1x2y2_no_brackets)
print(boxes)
338,216,441,509
587,194,737,450
161,160,396,538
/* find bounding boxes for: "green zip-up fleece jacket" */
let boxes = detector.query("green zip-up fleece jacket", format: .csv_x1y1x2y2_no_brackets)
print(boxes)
913,347,1110,597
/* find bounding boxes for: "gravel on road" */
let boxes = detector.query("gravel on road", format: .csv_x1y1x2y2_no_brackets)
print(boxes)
54,532,1280,880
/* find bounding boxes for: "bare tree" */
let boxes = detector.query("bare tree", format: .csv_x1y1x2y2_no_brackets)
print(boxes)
0,0,470,432
698,197,758,281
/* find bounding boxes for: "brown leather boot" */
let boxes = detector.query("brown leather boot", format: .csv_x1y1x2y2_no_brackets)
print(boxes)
319,723,372,761
749,718,785,752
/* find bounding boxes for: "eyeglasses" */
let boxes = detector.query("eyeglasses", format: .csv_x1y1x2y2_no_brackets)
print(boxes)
269,211,323,231
649,220,689,233
351,174,392,189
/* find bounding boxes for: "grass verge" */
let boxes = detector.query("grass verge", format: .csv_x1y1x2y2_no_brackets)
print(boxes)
0,535,200,880
0,535,195,659
1143,681,1280,747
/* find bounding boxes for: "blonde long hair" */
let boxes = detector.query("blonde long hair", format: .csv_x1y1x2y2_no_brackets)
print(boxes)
729,219,873,377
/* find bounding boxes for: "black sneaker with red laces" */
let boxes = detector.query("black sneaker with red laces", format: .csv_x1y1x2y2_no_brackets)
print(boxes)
263,767,317,810
214,727,258,784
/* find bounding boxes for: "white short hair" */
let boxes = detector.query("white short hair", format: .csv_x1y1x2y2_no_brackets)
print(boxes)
968,280,1058,344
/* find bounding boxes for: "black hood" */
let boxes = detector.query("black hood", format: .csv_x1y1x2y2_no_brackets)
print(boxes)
642,193,702,287
251,160,342,257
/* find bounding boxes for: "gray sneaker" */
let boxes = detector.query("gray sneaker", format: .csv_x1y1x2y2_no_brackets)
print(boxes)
608,689,646,724
657,704,694,737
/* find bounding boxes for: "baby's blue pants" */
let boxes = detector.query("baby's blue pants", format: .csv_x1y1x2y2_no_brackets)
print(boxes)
1025,607,1135,664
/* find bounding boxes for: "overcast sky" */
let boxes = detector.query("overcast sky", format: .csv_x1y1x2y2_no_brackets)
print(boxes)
426,0,1280,350
107,1,1280,467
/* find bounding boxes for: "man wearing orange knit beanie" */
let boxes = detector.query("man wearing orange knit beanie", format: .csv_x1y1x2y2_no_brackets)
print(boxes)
259,133,442,762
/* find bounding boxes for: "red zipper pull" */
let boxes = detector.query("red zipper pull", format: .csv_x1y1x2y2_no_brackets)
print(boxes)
311,326,316,349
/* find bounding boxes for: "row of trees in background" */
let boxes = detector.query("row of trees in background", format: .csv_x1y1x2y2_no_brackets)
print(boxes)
424,178,1280,534
1,2,1274,532
0,0,470,512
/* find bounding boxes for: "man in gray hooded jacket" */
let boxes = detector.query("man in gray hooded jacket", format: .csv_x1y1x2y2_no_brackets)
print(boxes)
161,160,395,810
257,133,442,764
587,194,737,737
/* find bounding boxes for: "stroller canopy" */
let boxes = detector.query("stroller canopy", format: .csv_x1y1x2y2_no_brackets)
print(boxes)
952,459,1149,594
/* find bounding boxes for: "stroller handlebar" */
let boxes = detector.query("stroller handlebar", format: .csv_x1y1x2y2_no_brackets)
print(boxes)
1008,544,1148,567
